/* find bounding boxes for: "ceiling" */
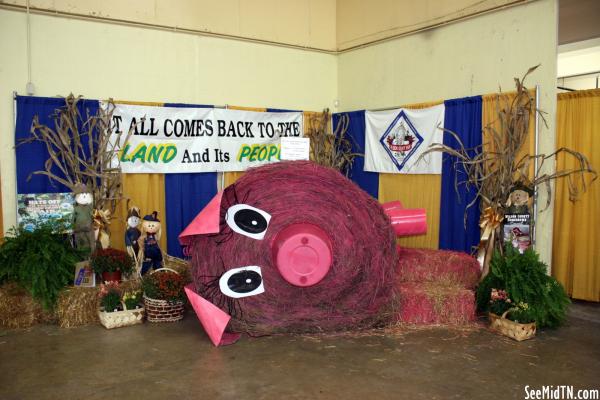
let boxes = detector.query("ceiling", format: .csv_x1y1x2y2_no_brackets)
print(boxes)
559,0,600,45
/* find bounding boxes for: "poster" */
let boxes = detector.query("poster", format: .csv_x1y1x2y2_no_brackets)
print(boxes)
17,193,74,232
364,104,445,174
503,213,531,254
74,261,96,287
106,103,303,173
280,137,310,161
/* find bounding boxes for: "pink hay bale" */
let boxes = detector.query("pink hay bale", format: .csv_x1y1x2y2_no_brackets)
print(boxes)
397,247,481,289
396,282,477,325
187,161,398,336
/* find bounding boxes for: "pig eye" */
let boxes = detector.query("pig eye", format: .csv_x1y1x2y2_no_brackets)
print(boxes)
225,204,271,240
219,266,265,298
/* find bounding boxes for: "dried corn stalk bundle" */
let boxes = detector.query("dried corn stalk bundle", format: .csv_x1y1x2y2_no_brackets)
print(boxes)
18,94,131,215
421,66,596,256
306,109,360,176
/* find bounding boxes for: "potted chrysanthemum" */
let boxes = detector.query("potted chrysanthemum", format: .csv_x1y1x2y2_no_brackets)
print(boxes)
90,248,135,283
142,268,186,323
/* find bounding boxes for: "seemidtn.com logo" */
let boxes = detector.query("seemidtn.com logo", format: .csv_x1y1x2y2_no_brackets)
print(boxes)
525,386,599,400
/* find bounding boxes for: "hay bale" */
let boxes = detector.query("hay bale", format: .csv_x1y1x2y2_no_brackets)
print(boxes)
56,279,142,328
397,247,481,289
56,286,99,328
1,278,147,329
187,161,398,335
0,283,52,328
396,282,476,325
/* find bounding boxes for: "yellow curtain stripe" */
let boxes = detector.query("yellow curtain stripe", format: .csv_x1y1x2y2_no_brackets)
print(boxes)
109,174,168,252
108,101,167,253
553,89,600,301
481,91,536,180
377,100,443,249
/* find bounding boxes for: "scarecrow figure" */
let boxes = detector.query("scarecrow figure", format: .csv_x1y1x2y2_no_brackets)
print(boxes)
505,183,534,215
138,211,162,275
503,183,534,253
125,206,141,264
73,183,95,256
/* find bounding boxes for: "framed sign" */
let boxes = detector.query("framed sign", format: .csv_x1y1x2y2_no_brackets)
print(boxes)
17,193,74,232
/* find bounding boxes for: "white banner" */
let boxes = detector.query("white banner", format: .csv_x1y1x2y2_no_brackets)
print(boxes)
364,104,445,174
106,103,303,173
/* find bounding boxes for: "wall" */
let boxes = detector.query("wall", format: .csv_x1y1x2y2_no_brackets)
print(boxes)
0,0,337,51
0,9,338,231
558,38,600,91
2,0,529,52
337,0,558,267
336,0,527,50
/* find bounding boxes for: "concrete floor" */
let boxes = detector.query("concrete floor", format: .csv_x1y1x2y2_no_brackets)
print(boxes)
1,303,599,400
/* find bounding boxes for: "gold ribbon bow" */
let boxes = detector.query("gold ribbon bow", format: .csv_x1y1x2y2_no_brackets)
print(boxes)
477,207,504,279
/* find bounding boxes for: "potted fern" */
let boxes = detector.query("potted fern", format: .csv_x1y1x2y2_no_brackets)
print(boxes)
0,221,82,311
477,246,570,340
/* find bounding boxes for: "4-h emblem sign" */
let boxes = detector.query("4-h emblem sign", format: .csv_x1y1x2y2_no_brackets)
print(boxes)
379,110,424,172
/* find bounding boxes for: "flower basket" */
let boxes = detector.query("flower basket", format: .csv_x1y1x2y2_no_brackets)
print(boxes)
143,268,185,323
98,302,144,329
489,311,536,341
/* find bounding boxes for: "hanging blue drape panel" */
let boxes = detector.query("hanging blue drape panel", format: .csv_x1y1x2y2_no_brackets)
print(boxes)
15,96,100,194
266,108,298,112
163,102,217,258
439,96,483,253
332,111,379,198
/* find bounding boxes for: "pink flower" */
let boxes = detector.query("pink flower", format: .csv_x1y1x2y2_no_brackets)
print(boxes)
491,288,501,300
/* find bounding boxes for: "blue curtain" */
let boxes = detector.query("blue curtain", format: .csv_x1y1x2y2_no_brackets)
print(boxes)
15,96,100,194
332,111,379,198
439,96,482,253
266,108,299,112
163,102,218,258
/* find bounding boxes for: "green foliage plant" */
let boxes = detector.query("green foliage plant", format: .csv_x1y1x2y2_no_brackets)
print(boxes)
477,245,570,328
100,290,121,312
0,221,82,310
122,290,142,309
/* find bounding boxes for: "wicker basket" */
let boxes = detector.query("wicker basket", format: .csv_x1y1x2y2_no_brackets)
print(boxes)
489,311,536,341
143,268,185,323
98,303,144,329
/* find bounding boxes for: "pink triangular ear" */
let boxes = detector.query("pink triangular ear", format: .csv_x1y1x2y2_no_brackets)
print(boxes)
179,191,224,245
185,284,241,346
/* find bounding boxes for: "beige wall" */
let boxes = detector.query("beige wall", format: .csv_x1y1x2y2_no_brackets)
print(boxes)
558,38,600,77
336,0,527,50
0,0,337,51
337,0,558,267
0,9,338,231
2,0,530,52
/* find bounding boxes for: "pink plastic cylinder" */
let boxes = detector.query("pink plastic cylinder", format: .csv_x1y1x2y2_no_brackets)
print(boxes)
382,200,404,212
387,208,427,237
272,223,333,287
382,201,427,237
